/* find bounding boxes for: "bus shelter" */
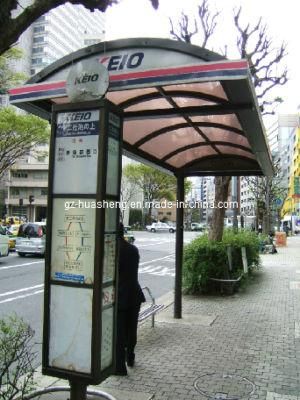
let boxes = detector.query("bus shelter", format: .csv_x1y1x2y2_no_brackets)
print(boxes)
9,38,273,391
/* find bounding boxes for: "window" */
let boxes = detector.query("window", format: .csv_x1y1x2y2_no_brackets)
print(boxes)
32,58,43,65
11,188,20,196
12,172,28,178
33,36,44,43
34,26,45,33
32,47,44,54
41,189,48,196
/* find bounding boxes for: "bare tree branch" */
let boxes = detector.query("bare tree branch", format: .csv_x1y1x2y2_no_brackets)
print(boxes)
198,0,220,47
169,12,198,44
233,6,288,115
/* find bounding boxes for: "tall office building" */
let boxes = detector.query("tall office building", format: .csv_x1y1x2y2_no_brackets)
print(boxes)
30,3,105,75
4,3,106,221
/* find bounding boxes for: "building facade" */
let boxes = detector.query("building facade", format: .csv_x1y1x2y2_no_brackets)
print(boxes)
281,122,300,219
30,3,105,75
3,3,105,221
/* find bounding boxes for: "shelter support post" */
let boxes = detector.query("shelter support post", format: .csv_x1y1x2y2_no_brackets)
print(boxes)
69,380,87,400
174,174,184,319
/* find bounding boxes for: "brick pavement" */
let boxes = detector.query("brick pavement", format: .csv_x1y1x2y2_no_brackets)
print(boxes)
34,235,300,400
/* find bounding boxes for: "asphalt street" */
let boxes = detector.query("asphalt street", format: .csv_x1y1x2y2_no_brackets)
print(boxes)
0,230,200,365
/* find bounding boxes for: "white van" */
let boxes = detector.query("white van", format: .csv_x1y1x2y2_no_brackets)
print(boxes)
0,226,10,257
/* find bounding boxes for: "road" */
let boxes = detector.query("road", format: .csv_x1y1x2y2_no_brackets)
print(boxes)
0,230,200,364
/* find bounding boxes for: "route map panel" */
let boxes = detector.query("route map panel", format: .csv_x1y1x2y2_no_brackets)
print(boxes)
51,198,95,284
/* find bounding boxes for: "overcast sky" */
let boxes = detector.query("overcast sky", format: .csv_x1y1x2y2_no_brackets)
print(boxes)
105,0,300,120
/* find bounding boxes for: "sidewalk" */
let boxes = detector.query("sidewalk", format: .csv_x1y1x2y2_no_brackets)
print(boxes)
33,236,300,400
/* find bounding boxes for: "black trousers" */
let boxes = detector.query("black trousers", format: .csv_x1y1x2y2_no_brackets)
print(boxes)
115,305,140,371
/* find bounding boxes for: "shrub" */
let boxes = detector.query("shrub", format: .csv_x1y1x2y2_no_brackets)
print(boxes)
0,315,36,400
183,229,260,294
222,229,261,270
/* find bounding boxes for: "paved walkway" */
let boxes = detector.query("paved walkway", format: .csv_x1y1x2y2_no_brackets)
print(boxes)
34,235,300,400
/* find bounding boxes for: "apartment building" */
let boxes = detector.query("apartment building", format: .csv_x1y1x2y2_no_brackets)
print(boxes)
5,144,49,222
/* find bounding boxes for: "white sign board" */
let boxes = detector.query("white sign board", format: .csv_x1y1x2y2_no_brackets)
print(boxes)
53,110,100,194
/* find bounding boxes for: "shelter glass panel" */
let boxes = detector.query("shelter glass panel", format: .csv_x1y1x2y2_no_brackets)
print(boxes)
168,147,218,168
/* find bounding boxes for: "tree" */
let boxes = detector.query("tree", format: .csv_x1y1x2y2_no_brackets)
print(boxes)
0,0,159,55
0,48,27,94
120,173,140,222
123,163,192,225
244,161,287,234
123,163,177,224
169,0,287,241
0,107,49,179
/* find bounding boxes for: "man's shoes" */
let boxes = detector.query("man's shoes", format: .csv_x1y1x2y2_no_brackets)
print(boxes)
126,352,135,367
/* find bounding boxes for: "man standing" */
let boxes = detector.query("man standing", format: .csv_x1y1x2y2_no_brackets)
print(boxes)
115,224,145,375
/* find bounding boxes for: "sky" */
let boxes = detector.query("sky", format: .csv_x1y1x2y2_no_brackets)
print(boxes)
105,0,300,124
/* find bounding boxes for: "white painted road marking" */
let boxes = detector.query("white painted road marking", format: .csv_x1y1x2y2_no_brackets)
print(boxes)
0,260,43,271
139,255,175,277
0,289,44,304
140,254,175,266
0,284,43,298
0,284,44,304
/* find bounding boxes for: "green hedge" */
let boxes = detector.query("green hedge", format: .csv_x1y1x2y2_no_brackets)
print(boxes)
183,229,260,294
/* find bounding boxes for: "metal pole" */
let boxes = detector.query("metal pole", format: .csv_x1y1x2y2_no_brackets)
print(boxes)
232,176,238,232
174,174,184,319
69,380,87,400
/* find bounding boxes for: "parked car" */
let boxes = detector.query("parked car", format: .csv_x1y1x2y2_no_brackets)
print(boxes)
146,222,175,233
15,222,46,257
0,226,10,257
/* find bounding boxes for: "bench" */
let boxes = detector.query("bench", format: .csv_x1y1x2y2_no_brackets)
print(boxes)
209,276,243,295
138,286,164,327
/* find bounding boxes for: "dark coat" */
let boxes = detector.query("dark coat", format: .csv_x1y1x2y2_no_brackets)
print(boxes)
117,238,146,310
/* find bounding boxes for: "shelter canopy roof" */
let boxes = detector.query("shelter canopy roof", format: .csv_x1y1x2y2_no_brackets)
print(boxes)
9,38,273,177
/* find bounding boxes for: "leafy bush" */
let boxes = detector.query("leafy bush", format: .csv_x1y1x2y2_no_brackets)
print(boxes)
183,229,260,294
0,315,36,400
222,229,261,270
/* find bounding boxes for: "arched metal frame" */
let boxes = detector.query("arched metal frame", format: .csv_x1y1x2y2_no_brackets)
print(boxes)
9,37,273,178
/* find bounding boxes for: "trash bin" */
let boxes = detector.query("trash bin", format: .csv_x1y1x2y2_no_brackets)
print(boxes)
275,231,287,247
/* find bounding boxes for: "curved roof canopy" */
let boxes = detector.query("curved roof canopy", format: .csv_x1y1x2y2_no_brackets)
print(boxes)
9,38,273,177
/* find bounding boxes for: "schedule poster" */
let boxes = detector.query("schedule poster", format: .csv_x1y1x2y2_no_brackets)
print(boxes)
51,198,95,284
53,110,100,194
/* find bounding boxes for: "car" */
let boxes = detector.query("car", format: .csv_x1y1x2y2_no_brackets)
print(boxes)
2,216,25,225
124,232,135,244
191,222,205,231
146,222,176,233
15,222,46,257
0,226,10,257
